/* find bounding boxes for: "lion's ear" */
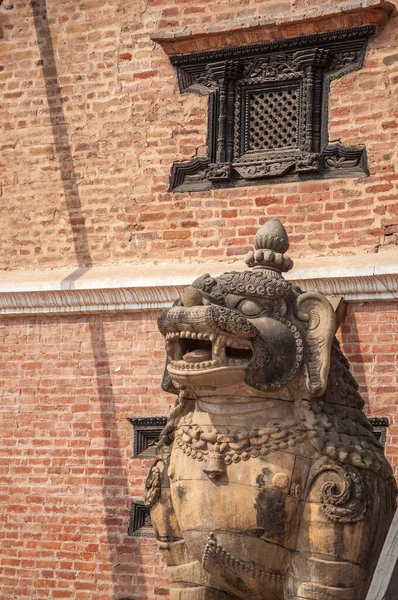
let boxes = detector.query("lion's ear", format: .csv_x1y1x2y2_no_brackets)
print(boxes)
296,292,336,396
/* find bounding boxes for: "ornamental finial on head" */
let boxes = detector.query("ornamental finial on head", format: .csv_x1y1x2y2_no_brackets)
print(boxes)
244,218,294,275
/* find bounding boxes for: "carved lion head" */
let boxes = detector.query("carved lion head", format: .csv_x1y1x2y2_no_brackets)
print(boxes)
158,219,336,398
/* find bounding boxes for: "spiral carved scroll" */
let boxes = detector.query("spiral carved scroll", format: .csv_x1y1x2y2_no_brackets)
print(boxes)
317,463,368,523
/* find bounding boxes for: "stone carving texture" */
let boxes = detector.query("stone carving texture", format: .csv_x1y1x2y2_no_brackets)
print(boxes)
146,218,397,600
168,27,374,191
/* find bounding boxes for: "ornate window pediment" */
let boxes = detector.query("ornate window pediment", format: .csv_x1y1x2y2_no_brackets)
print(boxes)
168,26,375,191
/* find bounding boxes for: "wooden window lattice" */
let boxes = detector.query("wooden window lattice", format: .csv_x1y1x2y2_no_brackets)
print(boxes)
168,26,374,191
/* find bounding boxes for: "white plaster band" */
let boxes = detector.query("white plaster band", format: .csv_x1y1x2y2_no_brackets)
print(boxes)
0,251,396,316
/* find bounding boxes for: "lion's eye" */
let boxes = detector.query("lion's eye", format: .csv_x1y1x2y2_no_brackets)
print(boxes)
237,299,264,316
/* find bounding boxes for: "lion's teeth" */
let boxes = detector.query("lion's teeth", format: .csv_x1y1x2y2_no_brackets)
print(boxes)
209,333,216,342
213,336,222,351
198,333,203,340
212,336,227,364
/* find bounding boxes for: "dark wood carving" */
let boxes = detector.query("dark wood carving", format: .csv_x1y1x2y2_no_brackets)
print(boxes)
368,416,389,447
127,416,167,458
128,499,155,538
167,26,374,191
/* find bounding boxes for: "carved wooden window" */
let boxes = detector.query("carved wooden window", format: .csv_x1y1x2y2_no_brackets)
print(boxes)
128,499,155,538
127,416,167,458
368,417,389,448
127,417,167,537
168,26,374,191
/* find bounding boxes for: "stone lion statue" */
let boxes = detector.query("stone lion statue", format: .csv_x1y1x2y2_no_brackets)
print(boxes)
146,218,397,600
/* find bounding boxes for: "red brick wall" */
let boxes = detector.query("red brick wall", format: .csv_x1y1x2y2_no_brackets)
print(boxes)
1,0,397,268
339,302,398,476
0,306,397,599
0,314,172,600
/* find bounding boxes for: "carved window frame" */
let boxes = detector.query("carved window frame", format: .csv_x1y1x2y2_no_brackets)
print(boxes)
368,416,389,448
168,25,375,192
128,499,155,538
127,416,167,458
127,417,167,538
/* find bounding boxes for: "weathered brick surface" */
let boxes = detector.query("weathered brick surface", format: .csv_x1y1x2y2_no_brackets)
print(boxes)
0,1,398,268
0,314,172,600
338,302,398,471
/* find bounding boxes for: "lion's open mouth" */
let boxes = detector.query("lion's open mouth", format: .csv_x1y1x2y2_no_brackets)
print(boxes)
165,331,253,371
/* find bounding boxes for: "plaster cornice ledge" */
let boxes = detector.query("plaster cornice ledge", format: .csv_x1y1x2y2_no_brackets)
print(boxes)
0,251,396,316
151,1,394,55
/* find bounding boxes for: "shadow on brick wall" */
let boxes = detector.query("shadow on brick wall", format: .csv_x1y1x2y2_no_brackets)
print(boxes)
30,0,92,268
90,317,137,597
339,305,370,412
30,1,140,596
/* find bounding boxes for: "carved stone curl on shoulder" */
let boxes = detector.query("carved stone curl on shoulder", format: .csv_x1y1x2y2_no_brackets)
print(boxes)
306,457,369,524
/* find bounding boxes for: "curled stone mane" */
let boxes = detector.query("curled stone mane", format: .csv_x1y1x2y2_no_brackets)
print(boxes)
156,390,195,451
191,270,301,304
218,271,302,299
307,339,394,482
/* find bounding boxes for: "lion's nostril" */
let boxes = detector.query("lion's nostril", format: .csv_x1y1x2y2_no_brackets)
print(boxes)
181,286,204,307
